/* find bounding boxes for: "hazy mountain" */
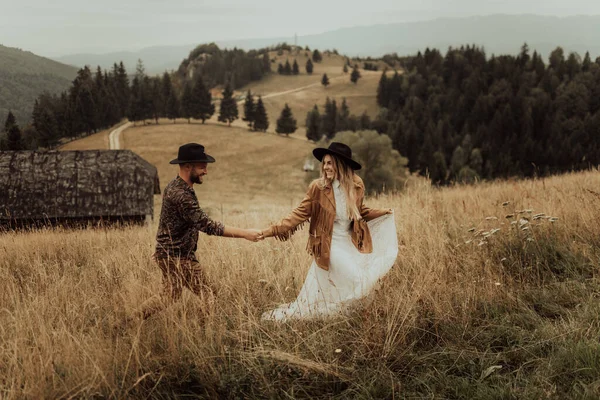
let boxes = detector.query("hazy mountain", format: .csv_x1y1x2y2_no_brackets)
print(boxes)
54,14,600,75
0,45,78,126
292,14,600,58
54,44,197,76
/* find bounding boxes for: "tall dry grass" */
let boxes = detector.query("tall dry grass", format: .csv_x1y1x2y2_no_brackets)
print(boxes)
2,170,600,398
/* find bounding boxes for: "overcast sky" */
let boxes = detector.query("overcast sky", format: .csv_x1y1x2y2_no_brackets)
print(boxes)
3,0,600,57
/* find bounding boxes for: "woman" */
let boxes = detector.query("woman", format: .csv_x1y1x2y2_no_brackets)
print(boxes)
261,142,398,321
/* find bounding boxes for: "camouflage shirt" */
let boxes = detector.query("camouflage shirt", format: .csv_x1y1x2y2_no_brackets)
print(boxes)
155,176,224,260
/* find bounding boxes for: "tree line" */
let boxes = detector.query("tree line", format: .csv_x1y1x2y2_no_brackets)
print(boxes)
0,44,278,150
178,43,271,90
373,44,600,183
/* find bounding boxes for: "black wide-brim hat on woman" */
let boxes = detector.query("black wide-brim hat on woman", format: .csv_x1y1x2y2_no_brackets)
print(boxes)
313,142,362,170
170,143,216,164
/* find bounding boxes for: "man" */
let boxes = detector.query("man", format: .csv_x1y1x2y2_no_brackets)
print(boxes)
141,143,263,319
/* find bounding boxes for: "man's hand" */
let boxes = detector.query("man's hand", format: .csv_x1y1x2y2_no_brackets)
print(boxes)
245,229,264,242
386,208,393,214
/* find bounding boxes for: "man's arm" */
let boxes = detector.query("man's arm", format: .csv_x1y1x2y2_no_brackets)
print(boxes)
222,226,262,241
178,192,262,241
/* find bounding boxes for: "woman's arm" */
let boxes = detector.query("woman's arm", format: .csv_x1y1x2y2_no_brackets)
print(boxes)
262,183,315,240
359,192,392,221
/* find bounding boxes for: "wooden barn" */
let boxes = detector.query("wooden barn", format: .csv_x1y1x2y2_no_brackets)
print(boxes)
0,150,160,229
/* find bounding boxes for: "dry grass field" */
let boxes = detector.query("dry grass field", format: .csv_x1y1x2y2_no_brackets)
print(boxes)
59,127,112,150
2,116,600,397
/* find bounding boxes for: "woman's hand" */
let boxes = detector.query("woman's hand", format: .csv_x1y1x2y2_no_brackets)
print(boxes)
245,229,264,242
386,208,393,214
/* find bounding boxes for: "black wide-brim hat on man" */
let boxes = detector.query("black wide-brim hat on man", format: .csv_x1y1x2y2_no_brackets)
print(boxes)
313,142,362,170
170,143,216,164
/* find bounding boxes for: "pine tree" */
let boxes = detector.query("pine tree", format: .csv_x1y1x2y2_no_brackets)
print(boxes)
4,111,16,133
292,59,299,75
161,72,173,118
115,61,130,119
70,66,96,133
305,105,322,142
165,92,180,123
150,77,162,124
321,73,330,88
336,98,350,132
284,60,292,75
140,76,154,123
306,59,314,74
359,111,371,131
350,65,361,84
312,49,322,62
262,52,271,73
321,97,337,139
32,98,59,148
253,96,269,132
276,103,297,136
7,125,23,150
180,82,194,123
582,51,592,72
343,64,348,74
242,90,255,130
192,75,215,123
376,71,389,107
277,63,284,74
218,82,238,126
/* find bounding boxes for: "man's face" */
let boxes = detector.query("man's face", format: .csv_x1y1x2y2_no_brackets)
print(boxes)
190,162,208,184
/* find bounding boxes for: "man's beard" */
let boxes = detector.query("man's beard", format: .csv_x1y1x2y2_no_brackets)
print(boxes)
190,172,203,184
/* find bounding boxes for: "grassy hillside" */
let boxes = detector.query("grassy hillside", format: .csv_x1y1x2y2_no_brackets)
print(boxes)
0,45,78,125
219,50,389,139
121,122,314,212
2,128,600,397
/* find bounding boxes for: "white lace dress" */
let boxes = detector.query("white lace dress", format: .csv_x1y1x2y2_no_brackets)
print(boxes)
262,180,398,322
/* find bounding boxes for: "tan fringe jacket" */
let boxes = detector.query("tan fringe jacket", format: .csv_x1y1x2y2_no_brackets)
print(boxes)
263,175,388,271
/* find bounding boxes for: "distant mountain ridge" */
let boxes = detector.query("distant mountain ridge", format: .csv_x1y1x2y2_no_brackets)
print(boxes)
0,45,78,126
53,14,600,75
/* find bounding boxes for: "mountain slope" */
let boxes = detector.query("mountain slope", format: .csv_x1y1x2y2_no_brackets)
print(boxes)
54,44,196,76
0,45,78,125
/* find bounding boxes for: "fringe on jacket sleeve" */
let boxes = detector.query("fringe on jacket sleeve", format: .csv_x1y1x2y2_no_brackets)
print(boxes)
266,183,316,241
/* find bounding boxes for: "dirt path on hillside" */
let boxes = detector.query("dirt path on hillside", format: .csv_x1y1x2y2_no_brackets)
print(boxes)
108,121,133,149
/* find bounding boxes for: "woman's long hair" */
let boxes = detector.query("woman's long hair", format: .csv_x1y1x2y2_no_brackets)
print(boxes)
320,154,360,221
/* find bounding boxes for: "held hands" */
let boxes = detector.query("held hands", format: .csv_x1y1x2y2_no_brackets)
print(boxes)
245,229,265,242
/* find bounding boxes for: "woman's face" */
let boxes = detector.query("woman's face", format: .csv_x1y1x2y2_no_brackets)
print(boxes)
323,154,336,180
